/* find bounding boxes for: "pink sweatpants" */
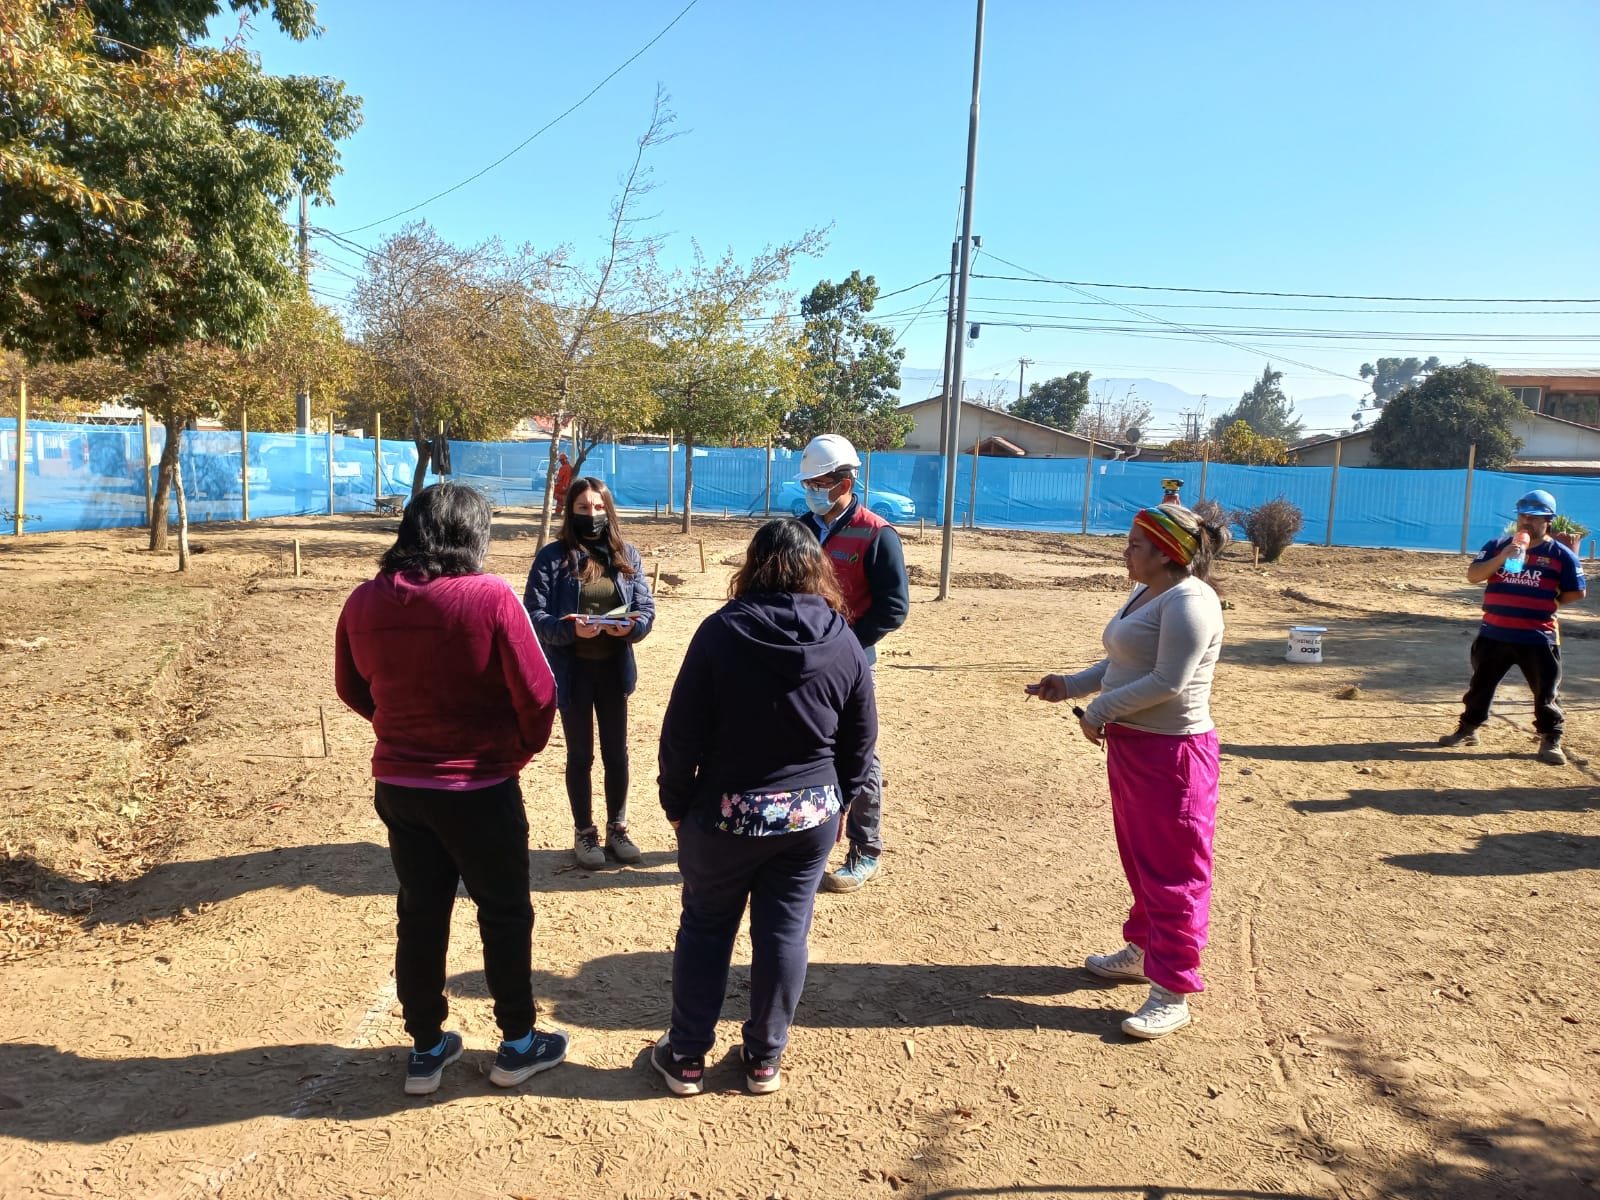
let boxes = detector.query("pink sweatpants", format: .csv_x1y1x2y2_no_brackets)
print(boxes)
1104,723,1220,995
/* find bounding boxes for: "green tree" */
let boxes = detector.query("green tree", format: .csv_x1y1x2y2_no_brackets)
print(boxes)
502,91,673,544
1210,365,1303,442
654,241,820,532
351,223,526,495
1360,356,1442,408
1011,372,1090,431
0,0,361,363
1370,362,1523,470
787,271,909,450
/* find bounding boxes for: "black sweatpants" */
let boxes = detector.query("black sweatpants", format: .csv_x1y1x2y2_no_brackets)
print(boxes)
1459,634,1564,738
558,655,631,830
374,778,535,1050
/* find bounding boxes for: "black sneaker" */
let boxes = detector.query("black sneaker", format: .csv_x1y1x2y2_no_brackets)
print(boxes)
404,1031,463,1095
741,1047,782,1095
1438,726,1480,747
650,1034,705,1096
489,1028,569,1087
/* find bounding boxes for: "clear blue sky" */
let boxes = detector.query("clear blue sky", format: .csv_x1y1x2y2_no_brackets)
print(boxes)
247,0,1600,440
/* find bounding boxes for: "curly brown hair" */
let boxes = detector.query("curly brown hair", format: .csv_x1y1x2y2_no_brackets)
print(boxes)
729,519,846,613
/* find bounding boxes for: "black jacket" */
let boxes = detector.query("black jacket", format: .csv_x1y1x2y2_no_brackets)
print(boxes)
658,592,878,823
802,501,910,648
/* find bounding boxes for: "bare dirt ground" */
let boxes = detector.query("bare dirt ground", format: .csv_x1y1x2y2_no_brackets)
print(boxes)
0,509,1595,1200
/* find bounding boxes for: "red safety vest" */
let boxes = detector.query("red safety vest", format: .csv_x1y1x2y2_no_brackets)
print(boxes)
823,503,888,625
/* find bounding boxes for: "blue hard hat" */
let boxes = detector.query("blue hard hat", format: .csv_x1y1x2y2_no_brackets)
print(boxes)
1515,489,1557,517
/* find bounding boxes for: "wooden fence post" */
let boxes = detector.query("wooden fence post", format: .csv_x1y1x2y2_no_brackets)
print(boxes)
241,406,251,522
142,406,153,528
326,415,335,515
12,377,25,536
1081,440,1095,534
1460,443,1477,553
1323,440,1340,547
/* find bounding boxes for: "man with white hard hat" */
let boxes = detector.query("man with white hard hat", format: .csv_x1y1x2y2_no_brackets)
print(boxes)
796,433,909,892
1439,488,1585,765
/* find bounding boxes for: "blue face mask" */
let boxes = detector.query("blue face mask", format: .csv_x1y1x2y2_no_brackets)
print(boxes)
804,484,837,516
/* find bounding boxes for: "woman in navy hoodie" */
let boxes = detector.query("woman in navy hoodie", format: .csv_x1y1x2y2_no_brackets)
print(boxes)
524,477,656,868
653,519,878,1097
335,483,568,1096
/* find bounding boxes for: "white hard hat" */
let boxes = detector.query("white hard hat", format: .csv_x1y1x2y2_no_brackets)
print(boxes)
798,434,861,479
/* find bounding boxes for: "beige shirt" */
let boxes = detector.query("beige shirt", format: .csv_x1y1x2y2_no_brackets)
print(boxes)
1062,576,1224,735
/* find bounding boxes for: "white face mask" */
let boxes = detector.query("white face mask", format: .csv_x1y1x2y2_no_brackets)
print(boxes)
804,484,838,516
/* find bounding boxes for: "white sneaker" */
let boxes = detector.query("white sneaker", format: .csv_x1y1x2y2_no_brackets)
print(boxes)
1121,985,1191,1039
1084,942,1149,983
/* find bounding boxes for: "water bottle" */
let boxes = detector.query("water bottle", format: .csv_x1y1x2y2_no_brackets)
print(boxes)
1504,531,1530,573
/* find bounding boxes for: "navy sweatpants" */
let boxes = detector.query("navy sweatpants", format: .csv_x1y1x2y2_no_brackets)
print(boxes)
668,814,839,1060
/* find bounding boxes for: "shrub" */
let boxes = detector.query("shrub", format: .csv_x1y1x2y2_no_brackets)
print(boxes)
1235,496,1303,563
1192,497,1229,534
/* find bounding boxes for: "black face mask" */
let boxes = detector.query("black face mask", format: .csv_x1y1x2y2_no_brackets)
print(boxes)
573,513,609,541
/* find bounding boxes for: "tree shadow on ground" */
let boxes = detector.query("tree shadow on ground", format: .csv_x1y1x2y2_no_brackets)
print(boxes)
1317,1038,1600,1199
1290,786,1600,817
0,841,677,923
919,1189,1324,1199
0,1041,654,1143
1384,831,1600,876
1224,740,1527,765
452,954,1134,1041
0,961,1137,1143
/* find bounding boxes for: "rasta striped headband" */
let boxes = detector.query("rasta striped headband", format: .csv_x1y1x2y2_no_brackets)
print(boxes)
1134,507,1199,566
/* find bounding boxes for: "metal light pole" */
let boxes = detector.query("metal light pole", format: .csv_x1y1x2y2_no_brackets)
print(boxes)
938,0,985,601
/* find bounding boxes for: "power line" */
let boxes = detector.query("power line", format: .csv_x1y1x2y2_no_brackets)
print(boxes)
977,250,1370,385
969,272,1600,305
336,0,701,237
965,293,1600,317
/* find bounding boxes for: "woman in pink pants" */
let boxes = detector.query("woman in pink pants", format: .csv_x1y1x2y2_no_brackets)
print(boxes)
1028,503,1229,1039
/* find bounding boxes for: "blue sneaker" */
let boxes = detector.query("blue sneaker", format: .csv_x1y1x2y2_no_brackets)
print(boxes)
821,849,880,893
404,1031,463,1095
489,1028,569,1087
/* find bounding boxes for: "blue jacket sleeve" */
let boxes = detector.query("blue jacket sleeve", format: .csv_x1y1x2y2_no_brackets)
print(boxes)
853,525,910,648
523,545,576,646
625,544,655,643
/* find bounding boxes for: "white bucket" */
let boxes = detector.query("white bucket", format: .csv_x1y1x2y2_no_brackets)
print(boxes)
1287,626,1326,664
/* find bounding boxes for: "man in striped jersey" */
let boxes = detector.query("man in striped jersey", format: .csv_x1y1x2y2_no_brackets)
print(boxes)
1439,489,1586,765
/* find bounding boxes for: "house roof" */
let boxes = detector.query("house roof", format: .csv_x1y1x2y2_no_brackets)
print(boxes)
897,396,1112,449
1496,368,1600,380
1288,406,1600,453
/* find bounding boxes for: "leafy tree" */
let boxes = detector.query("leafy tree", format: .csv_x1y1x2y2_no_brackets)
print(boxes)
350,223,527,495
1011,371,1091,431
654,241,820,532
1210,365,1303,442
1360,356,1441,408
502,91,673,544
1370,362,1523,470
1216,420,1291,465
23,294,352,563
787,271,909,450
0,0,361,363
1075,390,1152,444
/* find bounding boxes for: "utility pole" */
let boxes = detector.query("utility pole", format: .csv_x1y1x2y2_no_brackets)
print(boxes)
938,0,985,601
295,189,311,435
1016,357,1033,403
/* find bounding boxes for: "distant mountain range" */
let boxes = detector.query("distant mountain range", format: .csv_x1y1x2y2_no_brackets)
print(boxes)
897,369,1363,437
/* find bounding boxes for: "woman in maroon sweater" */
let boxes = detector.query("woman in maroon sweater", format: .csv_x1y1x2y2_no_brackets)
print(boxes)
335,482,567,1096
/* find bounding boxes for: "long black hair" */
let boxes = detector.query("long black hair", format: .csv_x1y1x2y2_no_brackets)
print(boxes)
379,482,492,579
556,476,635,582
1154,502,1232,590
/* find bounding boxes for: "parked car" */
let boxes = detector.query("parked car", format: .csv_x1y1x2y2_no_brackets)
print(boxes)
766,481,916,523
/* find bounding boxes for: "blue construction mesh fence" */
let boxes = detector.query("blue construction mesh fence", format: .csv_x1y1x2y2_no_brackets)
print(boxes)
5,419,1599,553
